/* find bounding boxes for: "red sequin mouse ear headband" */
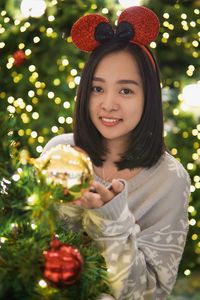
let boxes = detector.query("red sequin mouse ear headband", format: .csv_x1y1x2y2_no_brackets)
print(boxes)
71,6,160,68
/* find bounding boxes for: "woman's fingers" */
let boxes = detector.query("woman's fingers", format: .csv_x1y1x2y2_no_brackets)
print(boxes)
111,179,124,194
73,179,124,208
73,191,103,208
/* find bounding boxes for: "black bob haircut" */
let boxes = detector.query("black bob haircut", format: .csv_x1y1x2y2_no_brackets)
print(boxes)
74,41,165,170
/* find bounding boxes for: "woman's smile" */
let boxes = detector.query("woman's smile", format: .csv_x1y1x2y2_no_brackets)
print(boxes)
100,116,122,127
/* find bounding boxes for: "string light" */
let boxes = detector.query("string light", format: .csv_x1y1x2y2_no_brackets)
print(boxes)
118,0,142,7
20,0,46,18
38,279,47,288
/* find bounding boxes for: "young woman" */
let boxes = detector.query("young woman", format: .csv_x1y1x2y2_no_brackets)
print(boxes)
42,7,190,300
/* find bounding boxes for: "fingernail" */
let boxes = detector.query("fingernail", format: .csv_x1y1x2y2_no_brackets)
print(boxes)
73,200,81,206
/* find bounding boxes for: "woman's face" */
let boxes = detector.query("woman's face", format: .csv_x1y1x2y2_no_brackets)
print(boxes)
89,50,144,144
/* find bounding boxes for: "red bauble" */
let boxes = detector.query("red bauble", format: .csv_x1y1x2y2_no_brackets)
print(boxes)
13,50,26,66
43,236,84,285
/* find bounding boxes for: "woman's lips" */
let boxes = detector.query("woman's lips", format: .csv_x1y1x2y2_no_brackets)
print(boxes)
100,117,122,127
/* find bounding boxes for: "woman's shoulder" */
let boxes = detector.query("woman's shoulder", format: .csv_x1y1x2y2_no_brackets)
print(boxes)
158,151,190,185
42,133,74,155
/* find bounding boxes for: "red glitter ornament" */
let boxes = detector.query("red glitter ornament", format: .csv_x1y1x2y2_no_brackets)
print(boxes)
43,236,84,285
13,50,26,66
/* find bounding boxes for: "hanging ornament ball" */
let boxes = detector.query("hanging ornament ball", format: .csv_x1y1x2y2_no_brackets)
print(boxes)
13,50,26,66
43,236,84,285
32,144,93,201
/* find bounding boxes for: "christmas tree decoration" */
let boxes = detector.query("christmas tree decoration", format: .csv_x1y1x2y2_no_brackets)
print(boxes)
13,50,26,66
0,113,110,299
32,144,94,201
0,0,200,298
43,236,83,285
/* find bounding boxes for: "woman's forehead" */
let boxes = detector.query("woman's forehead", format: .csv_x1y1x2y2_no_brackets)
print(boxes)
93,50,141,83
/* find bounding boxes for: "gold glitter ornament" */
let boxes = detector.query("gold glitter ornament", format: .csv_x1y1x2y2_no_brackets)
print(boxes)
32,144,93,201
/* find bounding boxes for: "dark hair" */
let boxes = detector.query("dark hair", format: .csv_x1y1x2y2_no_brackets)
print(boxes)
73,41,165,170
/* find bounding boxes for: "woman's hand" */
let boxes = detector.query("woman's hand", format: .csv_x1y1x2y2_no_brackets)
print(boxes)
73,179,124,209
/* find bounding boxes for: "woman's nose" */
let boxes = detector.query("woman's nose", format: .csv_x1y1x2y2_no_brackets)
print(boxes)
100,93,119,111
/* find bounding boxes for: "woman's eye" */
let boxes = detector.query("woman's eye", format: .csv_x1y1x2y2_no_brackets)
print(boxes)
91,86,103,93
120,88,133,95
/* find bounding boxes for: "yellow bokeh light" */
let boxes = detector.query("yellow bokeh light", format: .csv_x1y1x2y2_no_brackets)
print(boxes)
91,4,97,9
62,59,69,66
28,90,35,97
163,13,169,19
150,42,156,48
51,126,58,133
53,78,61,86
48,92,55,99
26,105,33,112
192,153,198,160
36,89,43,96
32,97,38,104
63,101,70,109
181,13,187,19
192,51,198,58
69,82,75,89
66,117,73,124
31,131,38,138
38,279,47,288
182,131,189,138
33,36,40,43
32,112,39,119
18,129,25,136
46,27,53,35
36,146,43,153
171,148,178,155
58,116,65,124
26,128,32,135
38,136,44,143
195,182,200,189
55,97,61,104
21,113,30,124
4,17,10,23
29,65,36,72
1,10,7,16
192,129,198,136
173,108,179,115
187,163,194,170
192,40,199,47
67,37,72,43
7,96,14,104
184,269,191,276
70,69,78,76
192,233,198,241
163,32,169,39
7,105,16,114
25,49,32,56
102,8,109,14
78,62,85,69
48,15,55,22
189,218,196,226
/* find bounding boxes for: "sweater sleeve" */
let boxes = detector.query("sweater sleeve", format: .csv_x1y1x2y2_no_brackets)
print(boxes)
82,165,190,300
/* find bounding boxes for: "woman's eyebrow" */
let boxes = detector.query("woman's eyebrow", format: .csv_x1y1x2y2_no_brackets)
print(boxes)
92,76,139,86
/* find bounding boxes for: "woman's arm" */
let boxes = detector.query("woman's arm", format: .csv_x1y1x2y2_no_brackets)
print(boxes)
82,173,190,300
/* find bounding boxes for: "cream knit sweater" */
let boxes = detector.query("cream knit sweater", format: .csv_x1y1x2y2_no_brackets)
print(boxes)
42,133,190,300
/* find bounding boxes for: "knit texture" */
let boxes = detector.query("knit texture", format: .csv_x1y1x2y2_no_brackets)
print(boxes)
42,133,190,300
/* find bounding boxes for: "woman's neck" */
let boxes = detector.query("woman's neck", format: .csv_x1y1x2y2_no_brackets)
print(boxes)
104,138,128,163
